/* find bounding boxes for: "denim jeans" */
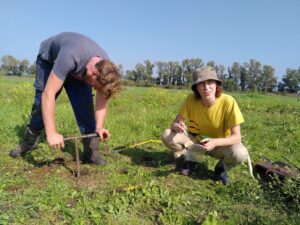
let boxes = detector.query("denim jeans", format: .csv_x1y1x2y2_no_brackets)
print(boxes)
29,55,95,134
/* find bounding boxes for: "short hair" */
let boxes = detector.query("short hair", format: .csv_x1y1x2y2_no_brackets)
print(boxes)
95,60,121,99
192,82,223,100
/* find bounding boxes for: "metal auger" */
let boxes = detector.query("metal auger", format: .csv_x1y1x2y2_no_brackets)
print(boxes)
64,133,98,178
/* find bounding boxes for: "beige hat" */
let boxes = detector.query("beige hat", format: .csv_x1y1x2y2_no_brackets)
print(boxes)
191,66,222,91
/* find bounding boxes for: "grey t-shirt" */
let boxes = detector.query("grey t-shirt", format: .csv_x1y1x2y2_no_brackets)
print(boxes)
39,32,109,81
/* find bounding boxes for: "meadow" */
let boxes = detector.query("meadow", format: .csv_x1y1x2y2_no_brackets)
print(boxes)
0,76,299,225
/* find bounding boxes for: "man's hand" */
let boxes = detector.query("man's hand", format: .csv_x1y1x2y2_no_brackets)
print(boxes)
96,128,110,141
47,132,65,149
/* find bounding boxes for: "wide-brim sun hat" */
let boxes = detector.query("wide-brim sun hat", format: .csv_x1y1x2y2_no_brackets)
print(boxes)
191,66,222,91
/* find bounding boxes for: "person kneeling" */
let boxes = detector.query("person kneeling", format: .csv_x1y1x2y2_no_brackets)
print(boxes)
161,66,251,185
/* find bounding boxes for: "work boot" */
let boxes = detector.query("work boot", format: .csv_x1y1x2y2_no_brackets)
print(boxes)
9,127,41,157
82,137,107,165
214,160,228,185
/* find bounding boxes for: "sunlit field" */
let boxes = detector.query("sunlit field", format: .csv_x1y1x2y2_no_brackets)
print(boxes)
0,76,299,224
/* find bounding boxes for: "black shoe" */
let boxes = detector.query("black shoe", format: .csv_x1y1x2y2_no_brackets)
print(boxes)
174,155,185,172
10,127,40,157
214,161,228,185
181,161,197,176
82,137,107,166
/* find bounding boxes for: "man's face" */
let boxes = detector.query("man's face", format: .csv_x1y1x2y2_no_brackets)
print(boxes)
84,72,103,90
84,57,103,90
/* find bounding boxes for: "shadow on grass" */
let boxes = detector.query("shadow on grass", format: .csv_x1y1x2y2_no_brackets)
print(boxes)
172,157,215,181
118,147,215,181
118,147,173,167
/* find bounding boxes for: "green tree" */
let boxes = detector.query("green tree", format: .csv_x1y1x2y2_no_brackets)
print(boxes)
19,59,30,74
228,62,241,91
217,64,226,80
181,58,203,85
1,55,19,75
144,60,155,83
282,69,300,93
125,70,138,82
155,61,169,85
248,59,262,91
277,81,285,93
135,63,146,84
28,64,36,75
260,65,277,92
167,61,182,86
207,60,216,69
240,64,250,91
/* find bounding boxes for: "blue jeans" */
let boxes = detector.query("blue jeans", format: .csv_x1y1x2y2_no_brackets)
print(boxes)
29,55,95,134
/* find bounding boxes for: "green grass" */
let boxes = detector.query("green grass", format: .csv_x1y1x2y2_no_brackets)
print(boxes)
0,76,300,224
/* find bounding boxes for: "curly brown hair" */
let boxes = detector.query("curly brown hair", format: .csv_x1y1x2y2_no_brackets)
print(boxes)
192,81,223,100
95,60,122,99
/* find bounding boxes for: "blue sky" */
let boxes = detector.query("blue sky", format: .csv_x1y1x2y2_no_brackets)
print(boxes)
1,0,299,80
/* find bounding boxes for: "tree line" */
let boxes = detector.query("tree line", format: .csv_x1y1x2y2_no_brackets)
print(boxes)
0,55,36,76
1,55,300,94
124,59,300,93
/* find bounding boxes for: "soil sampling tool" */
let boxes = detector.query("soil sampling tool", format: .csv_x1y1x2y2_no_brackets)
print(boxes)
64,133,98,178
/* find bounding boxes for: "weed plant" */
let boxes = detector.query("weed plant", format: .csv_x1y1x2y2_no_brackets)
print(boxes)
0,76,299,224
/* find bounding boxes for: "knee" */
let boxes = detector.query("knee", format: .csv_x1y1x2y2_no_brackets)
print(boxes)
161,129,183,153
161,129,171,142
229,143,249,164
161,129,173,148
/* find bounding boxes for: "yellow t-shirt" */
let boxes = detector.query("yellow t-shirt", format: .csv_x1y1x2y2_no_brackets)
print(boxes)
179,93,244,139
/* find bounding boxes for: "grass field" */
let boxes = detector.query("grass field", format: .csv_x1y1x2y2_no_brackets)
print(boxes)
0,76,300,224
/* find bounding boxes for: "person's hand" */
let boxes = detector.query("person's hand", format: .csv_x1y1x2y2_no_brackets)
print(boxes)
171,121,187,135
96,128,110,141
47,132,65,149
199,138,218,151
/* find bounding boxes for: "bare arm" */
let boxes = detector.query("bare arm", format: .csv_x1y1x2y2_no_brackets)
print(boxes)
42,71,64,149
95,91,110,141
201,125,242,151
